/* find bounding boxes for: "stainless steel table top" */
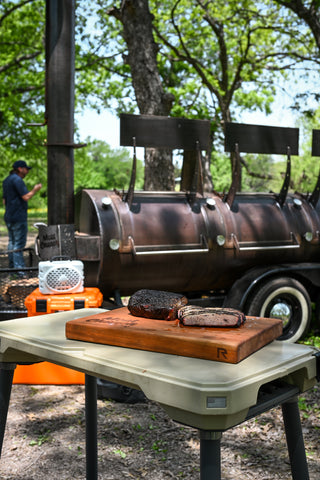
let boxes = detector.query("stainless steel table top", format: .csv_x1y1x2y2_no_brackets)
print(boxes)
0,308,317,429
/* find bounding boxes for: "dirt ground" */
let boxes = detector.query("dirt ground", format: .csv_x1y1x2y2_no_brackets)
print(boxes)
0,383,319,480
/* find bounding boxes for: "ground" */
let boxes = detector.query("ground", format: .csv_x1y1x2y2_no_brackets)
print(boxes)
0,383,319,479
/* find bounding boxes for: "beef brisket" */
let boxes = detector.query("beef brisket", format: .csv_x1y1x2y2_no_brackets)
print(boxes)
128,289,188,320
178,306,246,327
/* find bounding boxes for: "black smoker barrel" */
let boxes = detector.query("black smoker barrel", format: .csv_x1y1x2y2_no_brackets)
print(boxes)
74,189,320,298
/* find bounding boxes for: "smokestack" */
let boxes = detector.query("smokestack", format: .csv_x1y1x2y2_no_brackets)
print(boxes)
45,0,75,225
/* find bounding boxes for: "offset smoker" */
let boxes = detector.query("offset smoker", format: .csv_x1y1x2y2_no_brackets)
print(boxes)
75,117,320,343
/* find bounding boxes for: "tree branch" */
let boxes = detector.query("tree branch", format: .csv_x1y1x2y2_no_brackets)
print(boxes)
0,0,34,27
0,51,42,74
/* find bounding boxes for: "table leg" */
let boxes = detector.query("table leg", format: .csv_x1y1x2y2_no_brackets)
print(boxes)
199,430,222,480
85,374,98,480
0,363,16,457
282,396,310,480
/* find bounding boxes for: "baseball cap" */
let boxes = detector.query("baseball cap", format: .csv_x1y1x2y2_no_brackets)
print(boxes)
13,160,32,170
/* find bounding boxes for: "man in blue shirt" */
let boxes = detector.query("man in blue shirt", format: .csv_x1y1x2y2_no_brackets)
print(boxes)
2,160,42,271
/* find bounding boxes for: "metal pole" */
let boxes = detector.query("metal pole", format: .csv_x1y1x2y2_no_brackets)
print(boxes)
46,0,75,225
200,430,222,480
0,363,16,457
282,397,310,480
85,374,98,480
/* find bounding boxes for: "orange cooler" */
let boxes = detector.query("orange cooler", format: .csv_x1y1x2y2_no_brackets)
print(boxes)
13,287,103,384
24,287,103,316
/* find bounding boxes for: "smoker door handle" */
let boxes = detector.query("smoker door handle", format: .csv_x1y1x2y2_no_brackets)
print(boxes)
127,235,209,255
232,232,300,251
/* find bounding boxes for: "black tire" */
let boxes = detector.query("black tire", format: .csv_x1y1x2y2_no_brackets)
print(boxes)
246,277,311,343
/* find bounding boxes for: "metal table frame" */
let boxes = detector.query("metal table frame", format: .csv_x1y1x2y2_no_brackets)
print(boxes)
0,309,318,480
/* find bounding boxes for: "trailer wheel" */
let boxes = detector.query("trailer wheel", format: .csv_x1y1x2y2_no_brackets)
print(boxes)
246,277,311,343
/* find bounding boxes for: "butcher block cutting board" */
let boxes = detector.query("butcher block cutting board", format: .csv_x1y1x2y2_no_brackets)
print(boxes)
65,307,283,364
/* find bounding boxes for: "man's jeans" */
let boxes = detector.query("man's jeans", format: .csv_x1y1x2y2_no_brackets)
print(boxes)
6,222,28,270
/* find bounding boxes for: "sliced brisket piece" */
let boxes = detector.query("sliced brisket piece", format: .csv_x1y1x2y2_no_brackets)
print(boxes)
178,306,246,327
128,289,188,320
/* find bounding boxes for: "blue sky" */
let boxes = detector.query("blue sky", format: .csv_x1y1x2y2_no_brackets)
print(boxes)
76,110,120,148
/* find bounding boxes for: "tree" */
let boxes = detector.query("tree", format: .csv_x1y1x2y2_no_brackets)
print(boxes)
107,0,176,191
0,1,46,166
86,0,318,191
74,138,144,194
273,1,320,115
152,0,317,189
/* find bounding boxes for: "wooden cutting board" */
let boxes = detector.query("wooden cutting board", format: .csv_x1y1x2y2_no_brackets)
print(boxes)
65,307,283,364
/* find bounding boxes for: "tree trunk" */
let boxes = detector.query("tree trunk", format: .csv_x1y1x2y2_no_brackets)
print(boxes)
109,0,175,190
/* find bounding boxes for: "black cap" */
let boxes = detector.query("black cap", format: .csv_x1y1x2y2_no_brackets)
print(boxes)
13,160,32,170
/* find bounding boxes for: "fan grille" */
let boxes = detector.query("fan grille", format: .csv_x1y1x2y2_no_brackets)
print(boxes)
46,267,81,292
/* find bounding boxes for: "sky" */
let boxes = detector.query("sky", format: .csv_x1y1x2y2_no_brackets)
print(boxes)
76,110,120,148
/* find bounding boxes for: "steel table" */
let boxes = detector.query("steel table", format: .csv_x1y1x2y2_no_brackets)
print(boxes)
0,308,318,479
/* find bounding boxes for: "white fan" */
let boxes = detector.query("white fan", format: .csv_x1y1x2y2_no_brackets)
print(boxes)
39,259,84,294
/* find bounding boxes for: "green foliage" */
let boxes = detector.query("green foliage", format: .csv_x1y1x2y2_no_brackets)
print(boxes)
0,0,47,155
150,0,313,125
210,151,232,193
292,107,320,194
74,138,144,194
0,0,48,208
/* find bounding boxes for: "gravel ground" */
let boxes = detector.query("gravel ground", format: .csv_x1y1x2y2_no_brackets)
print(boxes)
0,383,319,479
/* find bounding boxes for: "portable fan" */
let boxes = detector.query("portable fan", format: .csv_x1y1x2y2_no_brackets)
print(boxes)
39,258,84,294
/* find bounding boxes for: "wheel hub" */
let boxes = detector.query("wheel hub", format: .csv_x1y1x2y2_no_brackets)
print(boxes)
269,301,292,328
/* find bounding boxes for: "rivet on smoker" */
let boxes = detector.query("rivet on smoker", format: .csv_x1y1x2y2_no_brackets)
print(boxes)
102,196,112,208
304,232,313,242
206,198,216,209
293,198,302,209
109,239,120,250
216,235,226,246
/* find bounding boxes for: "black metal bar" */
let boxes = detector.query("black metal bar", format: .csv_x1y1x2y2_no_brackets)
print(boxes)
199,430,222,480
311,129,320,156
189,141,204,197
113,289,124,307
85,374,98,480
0,363,16,457
277,146,291,207
125,136,137,208
309,130,320,207
120,114,211,150
225,143,241,208
224,122,299,155
46,0,75,225
245,381,299,421
282,397,310,480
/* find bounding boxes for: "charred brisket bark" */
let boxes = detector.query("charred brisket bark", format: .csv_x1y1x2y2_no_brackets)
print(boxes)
128,289,188,320
178,306,246,327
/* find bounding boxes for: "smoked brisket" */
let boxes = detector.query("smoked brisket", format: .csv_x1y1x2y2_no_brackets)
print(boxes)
178,306,246,327
128,289,188,320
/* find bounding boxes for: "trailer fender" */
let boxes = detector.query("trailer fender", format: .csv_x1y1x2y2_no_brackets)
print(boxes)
223,264,320,342
224,263,320,311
